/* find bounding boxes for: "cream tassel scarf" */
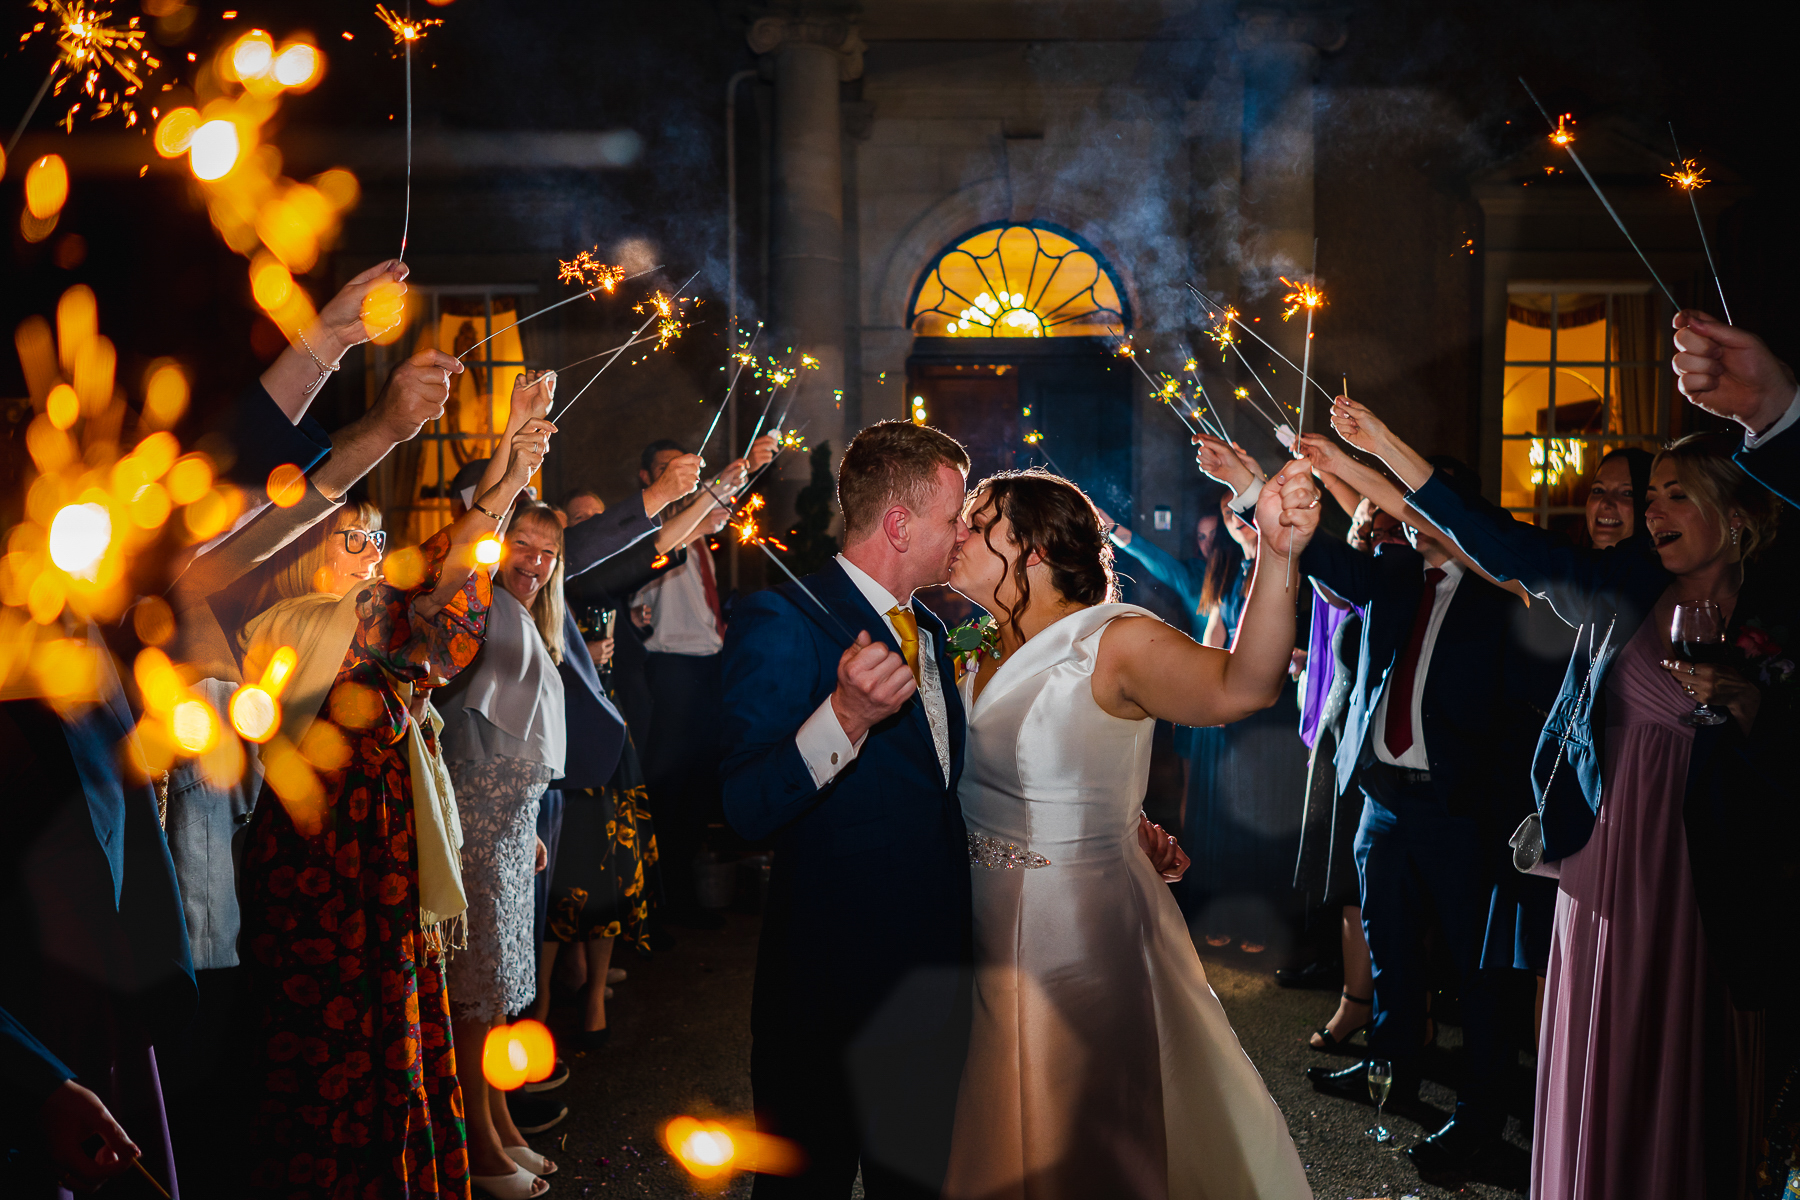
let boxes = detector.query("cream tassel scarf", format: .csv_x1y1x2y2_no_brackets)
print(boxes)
241,590,467,952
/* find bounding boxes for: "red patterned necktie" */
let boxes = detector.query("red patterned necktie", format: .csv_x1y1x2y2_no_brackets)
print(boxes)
1383,567,1446,758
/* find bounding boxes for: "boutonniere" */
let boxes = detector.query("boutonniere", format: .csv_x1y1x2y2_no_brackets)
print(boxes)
1735,617,1796,686
948,613,1002,683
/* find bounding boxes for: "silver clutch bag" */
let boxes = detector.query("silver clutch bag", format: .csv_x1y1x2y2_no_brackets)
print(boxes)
1509,813,1560,880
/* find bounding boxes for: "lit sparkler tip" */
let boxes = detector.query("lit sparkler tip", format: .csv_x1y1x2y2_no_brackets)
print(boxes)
1184,359,1198,372
1662,158,1709,191
24,0,158,130
1278,277,1326,322
557,249,625,296
1550,112,1576,147
373,4,441,46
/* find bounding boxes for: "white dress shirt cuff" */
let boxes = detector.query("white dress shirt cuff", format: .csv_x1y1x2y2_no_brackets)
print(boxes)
796,695,866,787
1744,384,1800,450
1229,477,1263,513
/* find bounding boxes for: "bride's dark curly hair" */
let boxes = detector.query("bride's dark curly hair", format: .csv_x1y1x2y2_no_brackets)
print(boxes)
968,469,1117,636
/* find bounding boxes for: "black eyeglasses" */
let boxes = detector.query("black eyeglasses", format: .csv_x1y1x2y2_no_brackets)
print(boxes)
334,528,387,554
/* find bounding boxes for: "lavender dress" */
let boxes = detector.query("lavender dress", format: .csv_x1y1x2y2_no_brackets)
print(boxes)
1534,615,1760,1198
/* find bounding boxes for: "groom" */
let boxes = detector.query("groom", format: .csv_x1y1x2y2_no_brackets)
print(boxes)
721,420,975,1199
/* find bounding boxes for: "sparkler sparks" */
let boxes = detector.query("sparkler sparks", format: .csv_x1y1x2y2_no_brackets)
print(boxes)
557,250,625,296
13,0,160,142
1663,159,1708,191
633,290,692,351
1279,277,1325,322
1549,112,1575,147
373,4,441,47
731,492,789,552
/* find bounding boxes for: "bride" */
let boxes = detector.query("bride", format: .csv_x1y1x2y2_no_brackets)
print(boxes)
942,462,1319,1200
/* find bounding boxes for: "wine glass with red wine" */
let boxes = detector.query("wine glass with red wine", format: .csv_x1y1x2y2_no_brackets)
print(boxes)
1670,601,1730,727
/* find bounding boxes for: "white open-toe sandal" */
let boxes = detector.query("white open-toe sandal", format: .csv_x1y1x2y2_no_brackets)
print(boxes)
471,1165,549,1198
505,1144,558,1177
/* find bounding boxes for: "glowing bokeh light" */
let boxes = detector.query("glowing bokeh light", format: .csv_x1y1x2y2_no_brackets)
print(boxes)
25,155,69,220
231,29,274,79
475,536,503,565
46,384,80,430
189,120,241,181
229,684,279,742
170,698,219,753
154,106,202,157
272,42,320,87
48,502,111,578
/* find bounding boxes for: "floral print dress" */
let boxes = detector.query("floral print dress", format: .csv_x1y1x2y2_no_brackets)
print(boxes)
243,528,488,1200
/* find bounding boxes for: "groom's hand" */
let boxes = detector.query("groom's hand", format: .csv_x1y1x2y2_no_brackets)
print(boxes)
830,631,917,744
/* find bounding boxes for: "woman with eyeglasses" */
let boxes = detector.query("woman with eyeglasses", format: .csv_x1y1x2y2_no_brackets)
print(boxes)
234,394,553,1200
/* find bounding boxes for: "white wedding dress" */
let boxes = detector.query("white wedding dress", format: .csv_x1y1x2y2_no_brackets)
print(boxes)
944,604,1312,1200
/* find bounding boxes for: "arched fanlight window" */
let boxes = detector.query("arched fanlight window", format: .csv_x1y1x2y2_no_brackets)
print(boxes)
909,223,1128,338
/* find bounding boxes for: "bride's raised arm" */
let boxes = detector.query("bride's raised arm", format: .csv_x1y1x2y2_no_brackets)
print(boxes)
1095,457,1320,727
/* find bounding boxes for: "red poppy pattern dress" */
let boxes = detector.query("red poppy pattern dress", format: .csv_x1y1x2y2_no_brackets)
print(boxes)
243,528,489,1200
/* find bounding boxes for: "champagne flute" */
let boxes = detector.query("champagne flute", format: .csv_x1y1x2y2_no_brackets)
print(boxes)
1670,601,1730,727
1366,1058,1393,1144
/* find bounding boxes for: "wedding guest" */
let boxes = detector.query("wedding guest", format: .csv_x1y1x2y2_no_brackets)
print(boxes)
629,440,744,927
235,397,550,1200
159,343,472,1196
1279,442,1564,1173
435,497,571,1194
1338,396,1796,1199
0,260,417,1200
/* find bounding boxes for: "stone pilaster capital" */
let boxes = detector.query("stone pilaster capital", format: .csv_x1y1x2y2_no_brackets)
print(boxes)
1233,7,1349,55
747,14,866,81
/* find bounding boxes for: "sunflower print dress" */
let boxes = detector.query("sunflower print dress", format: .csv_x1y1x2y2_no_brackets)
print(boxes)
242,527,488,1200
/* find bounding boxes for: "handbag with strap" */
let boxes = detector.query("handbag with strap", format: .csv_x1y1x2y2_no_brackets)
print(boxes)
1510,617,1615,880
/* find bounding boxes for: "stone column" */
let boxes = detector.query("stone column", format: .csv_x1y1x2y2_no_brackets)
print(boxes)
1235,8,1345,433
748,14,864,490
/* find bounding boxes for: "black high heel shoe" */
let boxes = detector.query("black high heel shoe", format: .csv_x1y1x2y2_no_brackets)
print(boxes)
1308,990,1373,1052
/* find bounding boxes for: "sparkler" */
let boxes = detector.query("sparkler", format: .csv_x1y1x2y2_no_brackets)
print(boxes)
1196,306,1292,436
1111,329,1215,441
1666,125,1731,324
551,270,701,422
374,4,442,262
747,352,818,444
697,479,854,644
634,289,692,351
740,420,812,495
1283,246,1322,586
695,324,763,460
459,264,662,363
1188,284,1338,409
9,0,160,153
557,249,626,297
1518,79,1679,311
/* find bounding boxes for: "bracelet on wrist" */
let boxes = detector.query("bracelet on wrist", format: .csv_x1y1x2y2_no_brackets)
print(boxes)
295,327,341,396
474,502,502,522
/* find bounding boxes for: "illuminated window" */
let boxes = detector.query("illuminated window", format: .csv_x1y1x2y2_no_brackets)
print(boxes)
1500,285,1668,524
910,223,1127,339
366,285,537,543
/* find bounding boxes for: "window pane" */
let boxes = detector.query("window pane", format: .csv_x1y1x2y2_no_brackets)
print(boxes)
1500,440,1537,510
912,224,1126,338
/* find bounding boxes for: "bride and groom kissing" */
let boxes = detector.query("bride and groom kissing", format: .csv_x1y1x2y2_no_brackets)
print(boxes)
720,420,1321,1199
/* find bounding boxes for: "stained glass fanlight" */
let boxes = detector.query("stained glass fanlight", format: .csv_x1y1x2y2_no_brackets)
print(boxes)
910,224,1127,338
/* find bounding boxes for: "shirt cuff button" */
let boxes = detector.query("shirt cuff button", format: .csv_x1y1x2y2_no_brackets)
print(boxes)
830,752,839,765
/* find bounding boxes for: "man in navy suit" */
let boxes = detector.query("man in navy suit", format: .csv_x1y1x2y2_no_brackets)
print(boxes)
1294,460,1562,1174
721,420,974,1199
1671,309,1800,505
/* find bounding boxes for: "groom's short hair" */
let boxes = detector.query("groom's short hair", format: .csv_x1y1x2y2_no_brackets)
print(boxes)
839,420,970,541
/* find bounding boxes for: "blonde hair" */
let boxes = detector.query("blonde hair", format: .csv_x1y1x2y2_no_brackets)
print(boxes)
247,502,384,613
1654,433,1782,560
507,503,566,665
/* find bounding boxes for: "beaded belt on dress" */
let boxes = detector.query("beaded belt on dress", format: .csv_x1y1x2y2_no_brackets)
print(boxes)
968,830,1050,869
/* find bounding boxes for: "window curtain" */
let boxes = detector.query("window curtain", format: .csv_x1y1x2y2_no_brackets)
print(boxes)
1610,294,1657,436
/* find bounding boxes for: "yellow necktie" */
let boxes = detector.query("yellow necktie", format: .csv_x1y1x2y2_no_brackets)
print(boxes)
887,606,921,685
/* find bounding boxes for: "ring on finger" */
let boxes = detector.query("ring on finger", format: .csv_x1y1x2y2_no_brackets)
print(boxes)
1683,684,1696,696
1687,665,1697,676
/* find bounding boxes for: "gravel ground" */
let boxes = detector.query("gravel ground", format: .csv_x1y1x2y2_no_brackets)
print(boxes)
522,913,1531,1199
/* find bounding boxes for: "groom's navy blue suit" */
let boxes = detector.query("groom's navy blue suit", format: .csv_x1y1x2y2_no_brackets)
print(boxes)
722,559,972,1199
